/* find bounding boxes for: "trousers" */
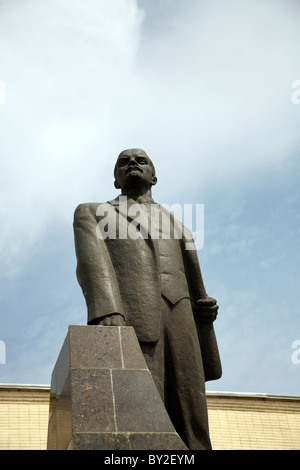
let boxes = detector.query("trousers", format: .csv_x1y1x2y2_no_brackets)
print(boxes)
140,295,212,450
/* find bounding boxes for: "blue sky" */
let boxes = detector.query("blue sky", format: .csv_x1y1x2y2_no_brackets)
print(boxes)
0,0,299,396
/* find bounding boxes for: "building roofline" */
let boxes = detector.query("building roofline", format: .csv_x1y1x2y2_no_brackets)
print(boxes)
0,383,50,390
206,390,300,400
0,383,299,400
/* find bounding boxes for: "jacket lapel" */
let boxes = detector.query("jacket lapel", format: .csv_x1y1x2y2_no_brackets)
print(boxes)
107,196,151,239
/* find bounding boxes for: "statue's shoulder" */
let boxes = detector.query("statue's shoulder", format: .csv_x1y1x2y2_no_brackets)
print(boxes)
74,202,102,218
74,201,117,220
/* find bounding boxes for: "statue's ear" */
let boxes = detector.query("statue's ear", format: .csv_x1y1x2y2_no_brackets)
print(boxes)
114,180,121,189
151,176,157,186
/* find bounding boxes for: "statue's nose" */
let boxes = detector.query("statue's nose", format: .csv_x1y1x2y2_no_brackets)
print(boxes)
128,159,138,167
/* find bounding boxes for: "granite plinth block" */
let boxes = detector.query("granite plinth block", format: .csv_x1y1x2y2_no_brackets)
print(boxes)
47,325,187,450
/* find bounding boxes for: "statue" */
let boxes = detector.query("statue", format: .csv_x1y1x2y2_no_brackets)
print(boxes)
73,148,222,450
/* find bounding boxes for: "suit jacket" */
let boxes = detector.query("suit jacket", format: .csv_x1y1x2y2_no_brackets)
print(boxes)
73,196,222,380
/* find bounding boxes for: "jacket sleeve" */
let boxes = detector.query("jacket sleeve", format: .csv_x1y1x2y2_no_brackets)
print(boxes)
73,203,126,324
180,226,208,305
181,227,222,381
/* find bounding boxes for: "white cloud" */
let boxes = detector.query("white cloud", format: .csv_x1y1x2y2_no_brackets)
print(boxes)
136,0,300,168
0,0,144,275
0,0,300,278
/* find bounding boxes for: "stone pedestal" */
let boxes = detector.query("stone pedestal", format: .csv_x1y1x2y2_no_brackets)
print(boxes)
47,325,187,450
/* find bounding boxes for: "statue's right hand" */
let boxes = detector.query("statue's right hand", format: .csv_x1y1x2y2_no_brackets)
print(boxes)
96,313,126,326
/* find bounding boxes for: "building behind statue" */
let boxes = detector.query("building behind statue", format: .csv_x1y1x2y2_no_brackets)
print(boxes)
0,383,299,450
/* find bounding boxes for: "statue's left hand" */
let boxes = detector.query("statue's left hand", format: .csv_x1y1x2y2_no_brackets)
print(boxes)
96,313,126,326
195,297,219,323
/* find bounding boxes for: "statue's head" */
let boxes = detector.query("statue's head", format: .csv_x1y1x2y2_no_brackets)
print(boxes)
114,148,157,192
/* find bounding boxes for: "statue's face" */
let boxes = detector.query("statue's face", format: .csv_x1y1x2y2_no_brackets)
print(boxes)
115,149,156,191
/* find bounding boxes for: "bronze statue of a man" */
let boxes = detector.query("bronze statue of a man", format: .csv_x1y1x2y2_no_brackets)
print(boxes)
73,148,222,450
